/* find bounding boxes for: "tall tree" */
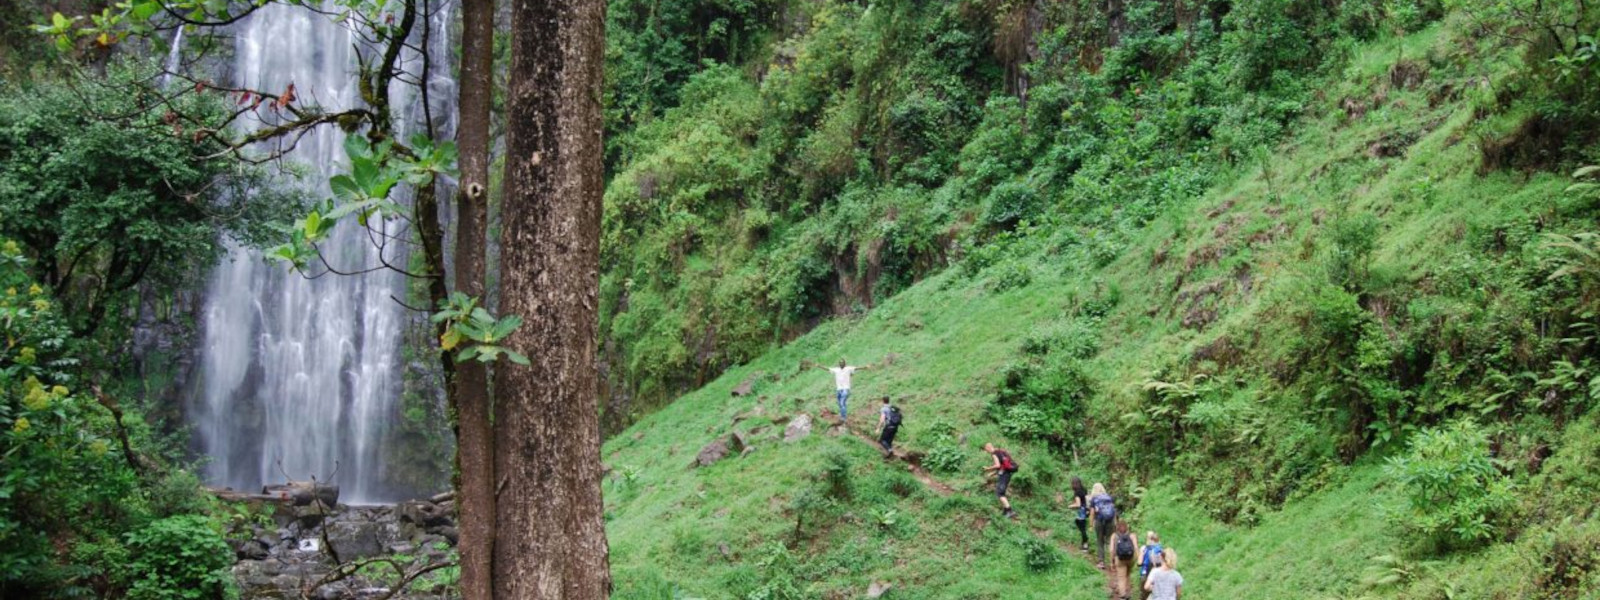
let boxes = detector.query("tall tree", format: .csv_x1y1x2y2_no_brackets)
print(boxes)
493,0,611,593
452,0,496,596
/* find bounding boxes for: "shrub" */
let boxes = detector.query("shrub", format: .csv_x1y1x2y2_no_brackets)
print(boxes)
1384,421,1517,552
986,259,1034,292
982,180,1043,231
1019,536,1061,572
123,515,237,600
820,450,854,500
923,438,969,474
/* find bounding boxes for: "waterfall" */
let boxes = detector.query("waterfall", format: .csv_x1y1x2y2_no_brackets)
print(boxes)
190,2,454,504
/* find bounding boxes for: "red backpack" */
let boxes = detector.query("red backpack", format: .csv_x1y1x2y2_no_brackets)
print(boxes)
995,450,1018,472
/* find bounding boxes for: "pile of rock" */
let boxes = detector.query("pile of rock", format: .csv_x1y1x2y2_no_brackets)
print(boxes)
227,492,458,600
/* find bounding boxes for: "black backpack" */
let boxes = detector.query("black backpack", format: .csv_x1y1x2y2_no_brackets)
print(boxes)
1115,533,1136,560
887,405,902,426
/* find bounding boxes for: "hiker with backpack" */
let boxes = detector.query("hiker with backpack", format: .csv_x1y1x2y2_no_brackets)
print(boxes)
982,443,1019,519
816,359,869,424
1137,531,1164,599
1088,482,1117,568
876,397,901,456
1108,520,1140,600
1142,548,1183,600
1068,477,1090,552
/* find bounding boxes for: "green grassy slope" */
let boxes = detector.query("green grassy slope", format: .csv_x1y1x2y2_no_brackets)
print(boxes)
602,13,1600,600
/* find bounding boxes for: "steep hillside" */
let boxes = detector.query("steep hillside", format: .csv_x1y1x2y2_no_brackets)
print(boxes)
600,4,1600,598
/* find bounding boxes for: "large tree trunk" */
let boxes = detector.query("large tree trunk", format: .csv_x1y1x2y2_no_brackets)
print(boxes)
452,0,496,596
492,0,611,594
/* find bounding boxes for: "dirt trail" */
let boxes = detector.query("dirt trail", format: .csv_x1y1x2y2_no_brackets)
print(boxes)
826,413,955,495
822,411,1121,599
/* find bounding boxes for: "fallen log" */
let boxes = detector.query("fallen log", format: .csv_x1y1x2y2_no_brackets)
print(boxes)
209,482,341,506
262,481,340,507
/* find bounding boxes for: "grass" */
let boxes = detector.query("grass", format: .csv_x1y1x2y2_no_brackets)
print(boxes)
601,15,1592,600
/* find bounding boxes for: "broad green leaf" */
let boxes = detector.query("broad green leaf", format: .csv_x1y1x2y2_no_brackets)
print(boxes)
131,1,161,21
1573,165,1600,179
329,174,361,200
504,350,531,366
303,210,323,240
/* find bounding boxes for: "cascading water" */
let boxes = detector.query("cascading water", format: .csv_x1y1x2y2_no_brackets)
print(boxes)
189,1,454,504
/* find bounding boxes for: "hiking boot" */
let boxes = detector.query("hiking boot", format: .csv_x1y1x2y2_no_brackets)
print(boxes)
1003,509,1017,520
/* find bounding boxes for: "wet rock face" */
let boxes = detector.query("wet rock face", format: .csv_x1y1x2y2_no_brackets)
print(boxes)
229,496,459,600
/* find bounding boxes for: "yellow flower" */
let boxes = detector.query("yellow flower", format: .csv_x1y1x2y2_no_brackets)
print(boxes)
16,347,36,366
4,288,14,297
1,241,18,255
51,385,68,397
31,299,49,312
27,284,41,296
12,418,29,433
23,387,50,411
89,439,109,457
22,377,41,393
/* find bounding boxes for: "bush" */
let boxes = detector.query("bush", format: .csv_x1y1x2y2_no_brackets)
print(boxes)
1384,421,1517,553
820,450,853,500
123,515,236,600
923,438,969,474
986,259,1034,292
1019,536,1061,572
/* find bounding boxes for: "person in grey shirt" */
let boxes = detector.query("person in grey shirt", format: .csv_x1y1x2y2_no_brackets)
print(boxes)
1143,548,1183,600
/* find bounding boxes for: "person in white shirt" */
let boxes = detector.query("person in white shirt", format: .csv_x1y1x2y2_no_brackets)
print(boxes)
817,359,868,423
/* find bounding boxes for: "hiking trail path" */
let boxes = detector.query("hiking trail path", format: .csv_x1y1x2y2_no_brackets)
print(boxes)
824,411,1124,600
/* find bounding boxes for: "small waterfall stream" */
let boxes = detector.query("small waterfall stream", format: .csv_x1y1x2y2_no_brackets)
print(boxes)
189,2,454,504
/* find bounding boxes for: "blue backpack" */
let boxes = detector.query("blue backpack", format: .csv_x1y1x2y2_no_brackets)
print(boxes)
1091,495,1116,520
1140,543,1164,577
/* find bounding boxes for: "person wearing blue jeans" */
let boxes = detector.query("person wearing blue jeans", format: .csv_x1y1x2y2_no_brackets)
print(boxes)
818,360,869,423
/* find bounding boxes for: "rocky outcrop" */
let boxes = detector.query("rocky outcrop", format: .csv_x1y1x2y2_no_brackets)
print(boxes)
783,414,813,442
227,496,459,600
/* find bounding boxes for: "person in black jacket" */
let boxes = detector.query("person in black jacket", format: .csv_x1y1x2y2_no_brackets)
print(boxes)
875,397,901,456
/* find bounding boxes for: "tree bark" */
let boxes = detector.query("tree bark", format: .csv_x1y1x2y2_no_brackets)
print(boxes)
492,0,610,593
453,0,496,596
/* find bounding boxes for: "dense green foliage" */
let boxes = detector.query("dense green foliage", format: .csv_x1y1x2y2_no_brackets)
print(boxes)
597,0,1600,597
0,59,273,598
593,0,1596,432
0,60,292,337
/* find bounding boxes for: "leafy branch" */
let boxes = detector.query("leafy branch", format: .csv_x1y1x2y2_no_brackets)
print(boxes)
431,292,530,366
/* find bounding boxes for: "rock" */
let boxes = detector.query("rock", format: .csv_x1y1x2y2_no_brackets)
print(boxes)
731,372,762,397
867,581,892,598
232,538,270,561
398,500,453,529
694,438,731,467
428,491,455,504
283,503,329,529
783,414,813,443
433,526,459,545
730,430,751,453
325,520,387,560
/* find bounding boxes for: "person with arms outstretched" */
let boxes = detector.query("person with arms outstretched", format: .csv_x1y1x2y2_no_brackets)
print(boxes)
982,443,1019,519
816,359,868,423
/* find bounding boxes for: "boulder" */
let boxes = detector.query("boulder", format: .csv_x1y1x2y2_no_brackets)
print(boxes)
694,438,731,467
433,526,460,545
324,520,387,561
730,430,751,453
867,581,892,599
232,537,270,561
397,499,453,529
783,414,813,442
731,372,761,397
